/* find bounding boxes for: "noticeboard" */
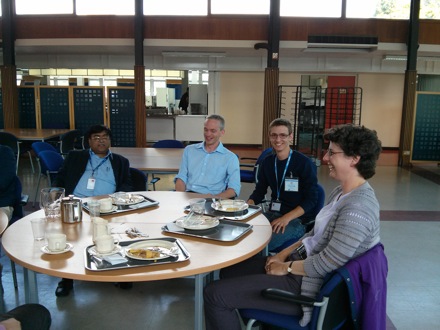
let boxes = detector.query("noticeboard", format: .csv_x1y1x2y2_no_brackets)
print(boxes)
411,92,440,162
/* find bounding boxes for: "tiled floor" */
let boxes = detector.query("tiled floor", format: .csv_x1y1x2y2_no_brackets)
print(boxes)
1,153,440,329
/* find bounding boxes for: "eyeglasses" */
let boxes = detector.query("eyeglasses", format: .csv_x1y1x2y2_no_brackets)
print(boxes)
91,135,109,142
269,133,290,140
327,149,344,157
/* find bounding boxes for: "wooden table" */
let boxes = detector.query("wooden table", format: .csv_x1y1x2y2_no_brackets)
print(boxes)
2,191,271,330
0,128,70,141
111,147,184,172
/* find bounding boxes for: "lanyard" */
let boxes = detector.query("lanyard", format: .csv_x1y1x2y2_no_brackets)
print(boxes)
89,153,110,178
275,149,292,201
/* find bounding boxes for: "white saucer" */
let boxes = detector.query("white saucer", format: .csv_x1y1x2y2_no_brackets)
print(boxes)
89,244,122,256
41,243,74,255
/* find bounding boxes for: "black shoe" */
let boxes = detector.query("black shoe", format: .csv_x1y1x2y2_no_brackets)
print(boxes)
117,282,133,290
55,279,73,297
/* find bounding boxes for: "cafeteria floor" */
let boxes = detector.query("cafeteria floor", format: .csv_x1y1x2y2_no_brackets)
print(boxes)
1,150,439,330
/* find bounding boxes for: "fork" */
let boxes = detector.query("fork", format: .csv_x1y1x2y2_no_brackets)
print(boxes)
125,227,148,238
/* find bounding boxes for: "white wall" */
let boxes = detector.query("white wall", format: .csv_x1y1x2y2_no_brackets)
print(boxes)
217,72,265,145
215,71,404,147
358,73,404,147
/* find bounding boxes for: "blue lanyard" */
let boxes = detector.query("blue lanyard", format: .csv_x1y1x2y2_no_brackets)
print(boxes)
275,149,292,201
89,153,110,177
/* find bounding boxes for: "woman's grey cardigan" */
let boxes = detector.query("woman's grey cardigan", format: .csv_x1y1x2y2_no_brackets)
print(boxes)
299,181,381,326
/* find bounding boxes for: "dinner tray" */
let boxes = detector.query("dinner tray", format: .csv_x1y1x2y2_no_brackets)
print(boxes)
82,195,159,215
184,198,261,221
84,237,190,271
162,219,253,242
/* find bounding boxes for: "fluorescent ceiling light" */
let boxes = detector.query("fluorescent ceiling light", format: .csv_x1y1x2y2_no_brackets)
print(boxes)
308,42,377,50
162,51,226,57
383,55,440,61
303,47,374,53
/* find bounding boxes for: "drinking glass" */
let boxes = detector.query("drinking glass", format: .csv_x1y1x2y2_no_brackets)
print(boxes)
187,198,206,226
39,187,65,221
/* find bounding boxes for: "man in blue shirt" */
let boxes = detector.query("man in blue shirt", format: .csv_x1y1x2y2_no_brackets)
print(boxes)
52,124,132,297
175,114,240,199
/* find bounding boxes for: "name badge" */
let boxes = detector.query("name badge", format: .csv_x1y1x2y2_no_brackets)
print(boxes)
87,178,96,190
285,178,299,192
270,201,281,212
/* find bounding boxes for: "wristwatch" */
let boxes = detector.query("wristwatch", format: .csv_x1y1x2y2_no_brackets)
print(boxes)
287,261,294,273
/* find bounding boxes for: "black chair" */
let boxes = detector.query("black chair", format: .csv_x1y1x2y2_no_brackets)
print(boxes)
129,168,148,191
32,150,64,207
59,129,83,157
239,148,273,184
150,139,185,190
0,132,35,174
239,244,388,330
7,176,29,289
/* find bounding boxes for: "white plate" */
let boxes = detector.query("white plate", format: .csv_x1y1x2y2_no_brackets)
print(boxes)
41,243,74,255
175,216,220,230
89,245,122,256
111,194,145,206
125,240,177,260
211,200,249,213
100,205,118,214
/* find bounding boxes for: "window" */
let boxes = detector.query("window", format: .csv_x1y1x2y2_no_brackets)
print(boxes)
211,0,269,15
420,0,440,19
76,0,134,15
346,0,410,19
144,0,207,16
281,0,342,18
16,0,73,15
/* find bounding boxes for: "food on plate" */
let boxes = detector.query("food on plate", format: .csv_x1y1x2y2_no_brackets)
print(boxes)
128,248,161,259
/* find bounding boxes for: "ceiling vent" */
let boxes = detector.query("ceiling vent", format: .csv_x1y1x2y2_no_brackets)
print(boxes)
306,35,378,52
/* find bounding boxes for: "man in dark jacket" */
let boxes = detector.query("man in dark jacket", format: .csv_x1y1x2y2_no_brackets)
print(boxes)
53,125,132,196
0,145,17,220
52,124,133,297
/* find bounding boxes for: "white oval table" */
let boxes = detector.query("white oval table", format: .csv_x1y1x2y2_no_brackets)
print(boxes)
2,191,271,330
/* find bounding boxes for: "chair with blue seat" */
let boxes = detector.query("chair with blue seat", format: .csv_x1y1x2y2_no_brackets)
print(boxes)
31,142,59,206
270,183,325,253
150,139,185,190
153,139,185,149
32,150,64,207
239,244,388,330
239,148,273,184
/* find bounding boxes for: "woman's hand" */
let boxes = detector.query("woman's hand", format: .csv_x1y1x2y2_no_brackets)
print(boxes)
266,254,284,267
265,260,290,275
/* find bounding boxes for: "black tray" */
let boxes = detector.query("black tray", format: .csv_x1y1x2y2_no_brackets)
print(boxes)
162,219,253,242
84,237,190,271
184,198,261,221
83,194,159,215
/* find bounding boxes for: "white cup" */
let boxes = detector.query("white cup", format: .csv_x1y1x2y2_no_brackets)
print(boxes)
92,217,110,243
95,235,115,254
99,198,113,212
47,233,67,252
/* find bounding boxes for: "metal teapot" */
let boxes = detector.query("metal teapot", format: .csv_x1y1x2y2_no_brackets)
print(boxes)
61,195,83,223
